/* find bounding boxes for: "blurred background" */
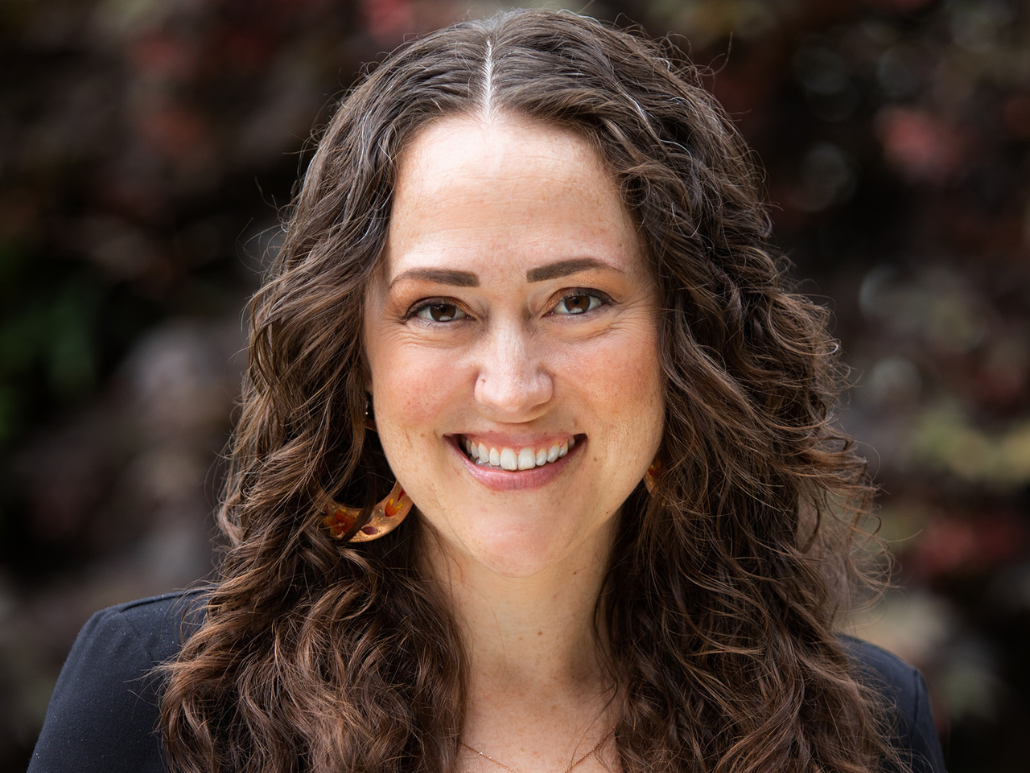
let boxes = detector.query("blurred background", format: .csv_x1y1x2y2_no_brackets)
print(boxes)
1,0,1027,770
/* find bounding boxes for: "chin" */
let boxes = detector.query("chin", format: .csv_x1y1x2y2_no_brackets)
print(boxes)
446,510,618,580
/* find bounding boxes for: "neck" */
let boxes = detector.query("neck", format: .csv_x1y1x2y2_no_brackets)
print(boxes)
419,518,617,720
417,519,620,773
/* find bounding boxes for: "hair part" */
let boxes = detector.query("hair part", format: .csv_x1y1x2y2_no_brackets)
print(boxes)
161,9,900,773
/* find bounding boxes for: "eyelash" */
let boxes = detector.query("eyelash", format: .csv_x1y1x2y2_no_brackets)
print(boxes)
405,290,611,324
552,291,606,316
406,299,469,323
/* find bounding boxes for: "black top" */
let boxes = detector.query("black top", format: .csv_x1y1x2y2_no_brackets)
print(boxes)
28,592,947,772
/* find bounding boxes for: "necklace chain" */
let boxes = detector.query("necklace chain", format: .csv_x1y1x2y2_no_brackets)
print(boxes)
460,726,615,773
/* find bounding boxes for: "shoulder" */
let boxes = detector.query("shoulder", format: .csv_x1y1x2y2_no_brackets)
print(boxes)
78,590,207,664
838,635,948,773
28,590,207,773
839,635,923,710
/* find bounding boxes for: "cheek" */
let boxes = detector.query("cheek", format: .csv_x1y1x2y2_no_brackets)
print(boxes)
370,347,462,437
574,327,664,446
592,323,661,400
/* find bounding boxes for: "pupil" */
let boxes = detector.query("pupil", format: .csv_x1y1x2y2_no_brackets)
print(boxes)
431,304,455,321
567,295,589,313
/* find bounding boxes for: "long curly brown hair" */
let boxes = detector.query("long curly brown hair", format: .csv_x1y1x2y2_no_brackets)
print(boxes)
160,9,900,773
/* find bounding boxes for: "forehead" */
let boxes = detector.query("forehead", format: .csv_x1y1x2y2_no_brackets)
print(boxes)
398,114,610,192
384,115,644,279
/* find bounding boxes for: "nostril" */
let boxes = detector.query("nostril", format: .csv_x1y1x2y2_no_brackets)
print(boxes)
473,368,555,417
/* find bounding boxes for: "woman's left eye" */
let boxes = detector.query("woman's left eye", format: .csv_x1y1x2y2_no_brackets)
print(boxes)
552,292,604,315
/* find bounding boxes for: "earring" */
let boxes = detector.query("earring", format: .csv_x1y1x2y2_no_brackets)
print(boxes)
323,480,413,542
322,399,413,542
644,458,662,494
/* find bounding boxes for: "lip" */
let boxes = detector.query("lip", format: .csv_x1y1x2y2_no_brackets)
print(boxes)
447,433,585,492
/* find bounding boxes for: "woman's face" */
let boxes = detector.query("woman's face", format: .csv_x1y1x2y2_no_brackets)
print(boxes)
364,115,664,578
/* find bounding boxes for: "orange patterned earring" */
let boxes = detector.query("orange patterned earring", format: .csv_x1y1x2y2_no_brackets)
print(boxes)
644,458,662,494
323,480,413,542
322,401,414,542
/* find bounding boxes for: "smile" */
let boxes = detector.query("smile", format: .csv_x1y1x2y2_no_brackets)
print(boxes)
458,435,579,471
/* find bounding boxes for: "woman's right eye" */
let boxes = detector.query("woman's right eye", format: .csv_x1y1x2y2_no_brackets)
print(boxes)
413,302,468,323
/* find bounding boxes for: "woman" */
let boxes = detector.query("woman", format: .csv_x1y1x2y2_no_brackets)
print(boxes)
30,9,946,773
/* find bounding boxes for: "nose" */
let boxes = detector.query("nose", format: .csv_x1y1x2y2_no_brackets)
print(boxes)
473,325,554,418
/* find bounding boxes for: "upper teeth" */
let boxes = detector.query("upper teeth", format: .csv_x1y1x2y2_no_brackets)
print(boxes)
463,437,575,471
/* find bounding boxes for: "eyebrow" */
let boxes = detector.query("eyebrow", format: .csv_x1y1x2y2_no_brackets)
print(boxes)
526,257,620,282
389,257,620,289
389,268,479,288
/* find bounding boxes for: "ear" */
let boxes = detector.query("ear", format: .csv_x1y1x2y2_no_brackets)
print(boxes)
364,394,377,432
